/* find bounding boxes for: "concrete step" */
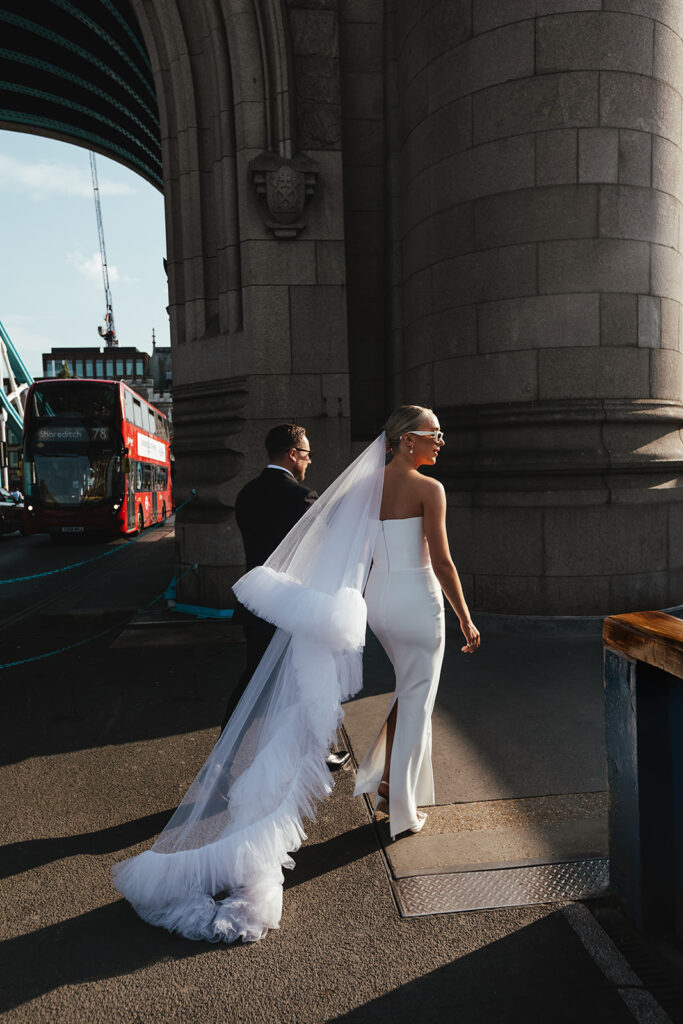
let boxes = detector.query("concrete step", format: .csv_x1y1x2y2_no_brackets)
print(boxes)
377,792,608,878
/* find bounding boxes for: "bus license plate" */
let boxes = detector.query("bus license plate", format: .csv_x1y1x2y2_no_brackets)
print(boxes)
61,526,84,533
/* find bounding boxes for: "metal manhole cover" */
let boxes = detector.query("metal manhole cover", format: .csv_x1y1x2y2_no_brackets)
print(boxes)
394,857,609,917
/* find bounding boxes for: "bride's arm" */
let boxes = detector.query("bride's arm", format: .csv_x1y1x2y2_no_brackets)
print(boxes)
422,478,480,652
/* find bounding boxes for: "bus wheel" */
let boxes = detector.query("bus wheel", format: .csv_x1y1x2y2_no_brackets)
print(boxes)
137,507,144,534
161,502,167,522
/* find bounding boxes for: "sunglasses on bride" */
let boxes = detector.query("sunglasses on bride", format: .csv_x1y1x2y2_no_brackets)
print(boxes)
409,430,445,443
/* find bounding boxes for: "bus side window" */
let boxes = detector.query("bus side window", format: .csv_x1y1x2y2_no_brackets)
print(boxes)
148,408,156,435
133,399,143,428
124,390,135,424
143,464,153,491
136,462,143,492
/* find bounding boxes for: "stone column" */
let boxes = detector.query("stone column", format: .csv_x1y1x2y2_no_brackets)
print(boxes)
394,1,683,615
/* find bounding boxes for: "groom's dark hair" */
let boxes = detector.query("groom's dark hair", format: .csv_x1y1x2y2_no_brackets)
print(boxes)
265,423,306,459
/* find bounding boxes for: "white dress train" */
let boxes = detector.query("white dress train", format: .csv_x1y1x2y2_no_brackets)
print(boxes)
353,517,445,837
112,433,386,944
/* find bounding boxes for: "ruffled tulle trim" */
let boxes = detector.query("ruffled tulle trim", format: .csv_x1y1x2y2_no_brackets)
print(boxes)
234,568,367,652
113,632,346,944
112,743,334,943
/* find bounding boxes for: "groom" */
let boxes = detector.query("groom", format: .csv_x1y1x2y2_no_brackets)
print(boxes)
222,422,350,768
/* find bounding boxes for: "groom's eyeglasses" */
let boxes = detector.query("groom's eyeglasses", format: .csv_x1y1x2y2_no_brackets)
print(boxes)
410,430,445,443
294,448,312,460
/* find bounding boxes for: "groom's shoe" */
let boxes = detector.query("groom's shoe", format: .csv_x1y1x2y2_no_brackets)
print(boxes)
326,749,350,769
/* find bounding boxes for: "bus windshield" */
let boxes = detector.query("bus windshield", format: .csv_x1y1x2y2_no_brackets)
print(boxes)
29,452,124,507
31,381,117,420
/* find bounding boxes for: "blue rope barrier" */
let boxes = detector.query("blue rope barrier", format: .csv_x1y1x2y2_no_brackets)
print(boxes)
0,490,196,587
0,625,117,671
0,565,197,671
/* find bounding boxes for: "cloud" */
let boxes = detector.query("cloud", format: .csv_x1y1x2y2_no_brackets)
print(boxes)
0,154,135,200
67,250,117,282
66,250,137,285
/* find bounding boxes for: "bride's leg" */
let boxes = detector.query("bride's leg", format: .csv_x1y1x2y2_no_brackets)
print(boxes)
378,701,397,799
353,692,398,799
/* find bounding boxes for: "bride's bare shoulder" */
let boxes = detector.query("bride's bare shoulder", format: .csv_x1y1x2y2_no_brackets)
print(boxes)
417,475,446,511
417,474,445,497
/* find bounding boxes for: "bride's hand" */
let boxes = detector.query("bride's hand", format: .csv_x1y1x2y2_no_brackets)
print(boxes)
460,619,480,654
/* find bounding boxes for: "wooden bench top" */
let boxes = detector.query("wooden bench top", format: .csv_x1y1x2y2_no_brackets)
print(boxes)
603,611,683,679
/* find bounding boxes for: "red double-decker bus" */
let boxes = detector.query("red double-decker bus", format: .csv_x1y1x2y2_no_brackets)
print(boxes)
22,378,172,538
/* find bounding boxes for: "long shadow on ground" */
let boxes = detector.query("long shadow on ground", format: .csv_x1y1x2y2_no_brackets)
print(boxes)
0,900,213,1014
327,910,635,1024
0,809,175,881
284,822,381,891
1,638,243,766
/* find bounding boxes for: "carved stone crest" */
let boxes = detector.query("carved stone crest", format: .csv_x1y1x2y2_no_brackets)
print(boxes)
250,152,319,239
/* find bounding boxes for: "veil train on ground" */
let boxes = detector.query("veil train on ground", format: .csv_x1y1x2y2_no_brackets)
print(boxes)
112,433,386,943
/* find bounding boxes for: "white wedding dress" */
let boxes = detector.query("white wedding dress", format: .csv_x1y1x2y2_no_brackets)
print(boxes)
354,518,445,836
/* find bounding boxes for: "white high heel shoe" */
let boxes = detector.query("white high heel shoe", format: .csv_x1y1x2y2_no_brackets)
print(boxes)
409,810,427,834
373,780,427,835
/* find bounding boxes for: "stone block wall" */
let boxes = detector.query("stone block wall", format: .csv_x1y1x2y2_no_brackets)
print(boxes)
137,0,682,616
390,1,683,614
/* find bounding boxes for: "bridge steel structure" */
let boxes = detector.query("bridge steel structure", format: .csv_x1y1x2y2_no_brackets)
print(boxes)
0,0,681,617
0,317,32,488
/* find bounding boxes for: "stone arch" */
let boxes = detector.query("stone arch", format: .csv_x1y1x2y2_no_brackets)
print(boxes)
129,0,302,344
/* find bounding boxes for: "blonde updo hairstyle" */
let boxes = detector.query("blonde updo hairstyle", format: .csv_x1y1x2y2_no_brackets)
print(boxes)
384,404,433,454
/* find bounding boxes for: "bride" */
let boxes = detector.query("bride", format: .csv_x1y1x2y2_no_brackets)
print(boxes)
112,405,479,943
354,405,480,837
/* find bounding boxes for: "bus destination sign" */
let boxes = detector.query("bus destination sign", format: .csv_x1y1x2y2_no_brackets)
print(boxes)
35,426,111,443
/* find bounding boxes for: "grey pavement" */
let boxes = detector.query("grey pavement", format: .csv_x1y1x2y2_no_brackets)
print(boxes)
0,525,670,1022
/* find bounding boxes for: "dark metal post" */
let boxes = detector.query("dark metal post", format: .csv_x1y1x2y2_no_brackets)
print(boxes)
603,612,683,937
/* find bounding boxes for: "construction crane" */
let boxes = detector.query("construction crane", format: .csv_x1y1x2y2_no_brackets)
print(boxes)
89,151,119,347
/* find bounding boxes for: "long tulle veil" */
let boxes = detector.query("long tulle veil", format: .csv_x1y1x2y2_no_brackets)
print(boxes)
112,432,386,943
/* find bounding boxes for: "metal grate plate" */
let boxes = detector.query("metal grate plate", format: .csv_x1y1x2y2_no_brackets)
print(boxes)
394,857,609,917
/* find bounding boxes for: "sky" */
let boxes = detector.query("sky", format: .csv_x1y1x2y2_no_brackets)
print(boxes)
0,128,169,379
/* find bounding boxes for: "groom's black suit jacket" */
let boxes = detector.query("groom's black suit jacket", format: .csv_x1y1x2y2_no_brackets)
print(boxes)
235,467,318,570
222,467,318,731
